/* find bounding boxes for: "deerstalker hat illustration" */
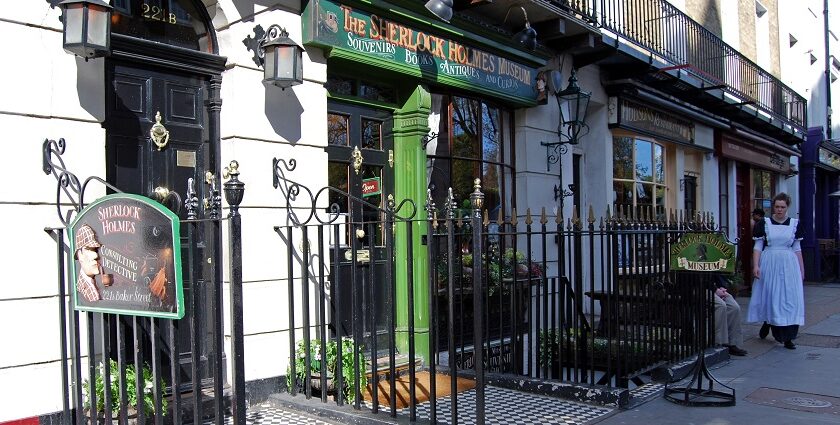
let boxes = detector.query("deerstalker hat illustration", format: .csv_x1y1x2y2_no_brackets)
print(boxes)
75,224,102,254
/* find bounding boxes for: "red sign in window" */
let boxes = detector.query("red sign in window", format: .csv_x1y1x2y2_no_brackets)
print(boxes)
362,177,381,197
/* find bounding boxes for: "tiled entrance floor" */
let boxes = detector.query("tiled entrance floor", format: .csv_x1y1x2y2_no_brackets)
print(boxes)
207,385,615,424
391,386,614,424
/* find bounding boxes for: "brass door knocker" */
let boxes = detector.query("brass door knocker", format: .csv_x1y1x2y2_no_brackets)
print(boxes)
150,111,170,150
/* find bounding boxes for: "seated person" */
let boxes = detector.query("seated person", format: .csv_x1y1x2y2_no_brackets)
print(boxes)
714,274,747,356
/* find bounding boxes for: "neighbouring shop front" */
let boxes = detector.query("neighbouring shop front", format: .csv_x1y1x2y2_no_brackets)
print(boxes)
717,129,798,287
607,96,714,223
302,0,546,362
799,128,840,281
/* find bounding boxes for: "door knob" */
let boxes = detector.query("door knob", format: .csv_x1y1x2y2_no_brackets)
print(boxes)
152,186,182,214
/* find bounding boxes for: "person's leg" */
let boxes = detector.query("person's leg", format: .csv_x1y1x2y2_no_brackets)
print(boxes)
714,294,728,346
724,295,744,348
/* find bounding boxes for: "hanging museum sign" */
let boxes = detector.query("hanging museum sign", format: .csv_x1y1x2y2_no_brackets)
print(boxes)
69,194,184,319
609,97,695,145
303,0,543,104
669,232,736,273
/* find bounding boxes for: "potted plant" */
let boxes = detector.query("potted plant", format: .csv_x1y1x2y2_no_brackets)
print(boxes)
286,337,368,404
83,359,168,423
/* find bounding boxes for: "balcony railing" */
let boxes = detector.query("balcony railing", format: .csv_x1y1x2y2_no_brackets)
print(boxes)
548,0,807,131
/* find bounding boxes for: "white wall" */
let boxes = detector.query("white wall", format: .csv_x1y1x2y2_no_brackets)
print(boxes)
0,1,324,420
778,0,829,132
0,2,109,419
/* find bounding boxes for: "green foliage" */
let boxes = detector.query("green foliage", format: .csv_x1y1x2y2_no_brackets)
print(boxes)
537,328,658,368
440,248,544,296
83,359,168,417
286,337,368,404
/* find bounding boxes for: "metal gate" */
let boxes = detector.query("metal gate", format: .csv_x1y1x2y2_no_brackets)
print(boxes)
43,138,247,425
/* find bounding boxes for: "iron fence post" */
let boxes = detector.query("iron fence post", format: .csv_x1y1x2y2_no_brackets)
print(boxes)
470,179,485,425
223,161,246,425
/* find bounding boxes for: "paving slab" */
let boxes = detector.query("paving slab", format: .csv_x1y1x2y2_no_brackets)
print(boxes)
803,314,840,337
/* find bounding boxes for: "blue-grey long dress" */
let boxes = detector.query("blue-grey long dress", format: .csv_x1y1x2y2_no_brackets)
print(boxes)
746,216,804,342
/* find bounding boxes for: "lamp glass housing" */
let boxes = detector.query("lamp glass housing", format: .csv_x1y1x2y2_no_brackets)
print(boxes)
261,27,304,89
555,73,591,144
60,0,112,59
64,5,83,44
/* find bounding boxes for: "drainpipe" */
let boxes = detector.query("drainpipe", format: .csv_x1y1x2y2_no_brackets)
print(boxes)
826,0,832,140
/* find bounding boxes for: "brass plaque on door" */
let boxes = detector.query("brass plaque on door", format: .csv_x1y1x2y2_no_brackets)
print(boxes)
176,150,196,168
344,249,370,264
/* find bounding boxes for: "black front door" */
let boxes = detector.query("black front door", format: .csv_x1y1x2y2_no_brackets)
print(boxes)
325,101,394,355
105,59,216,388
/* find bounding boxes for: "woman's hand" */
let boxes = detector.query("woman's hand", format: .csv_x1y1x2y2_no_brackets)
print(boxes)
753,266,761,280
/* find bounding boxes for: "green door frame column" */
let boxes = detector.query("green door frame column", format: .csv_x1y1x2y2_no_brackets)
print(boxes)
393,85,432,359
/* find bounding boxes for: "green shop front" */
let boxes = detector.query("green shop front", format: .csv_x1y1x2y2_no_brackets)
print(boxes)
302,0,546,360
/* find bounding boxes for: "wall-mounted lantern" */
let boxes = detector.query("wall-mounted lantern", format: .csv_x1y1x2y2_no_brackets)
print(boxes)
59,0,113,60
553,69,591,145
541,69,592,171
504,6,538,51
260,25,304,89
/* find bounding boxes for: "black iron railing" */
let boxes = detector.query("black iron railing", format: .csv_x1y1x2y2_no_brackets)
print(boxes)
45,139,244,425
546,0,807,131
597,0,806,129
433,206,718,388
272,156,721,423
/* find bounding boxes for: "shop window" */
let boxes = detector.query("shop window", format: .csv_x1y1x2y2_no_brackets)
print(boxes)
719,161,730,234
427,94,512,219
752,169,775,214
612,136,667,218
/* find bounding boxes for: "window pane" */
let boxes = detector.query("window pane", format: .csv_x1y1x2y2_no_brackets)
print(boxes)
654,144,664,183
361,119,382,150
761,171,773,199
359,81,396,103
452,159,478,210
613,181,634,211
427,157,451,210
328,162,349,214
328,113,348,146
635,139,653,182
482,104,501,163
613,137,634,179
656,186,666,212
482,162,502,219
753,170,762,198
452,97,480,159
637,183,653,207
326,75,355,96
361,165,384,246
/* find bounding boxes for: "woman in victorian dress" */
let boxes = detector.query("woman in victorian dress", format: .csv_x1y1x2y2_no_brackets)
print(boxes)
747,193,805,349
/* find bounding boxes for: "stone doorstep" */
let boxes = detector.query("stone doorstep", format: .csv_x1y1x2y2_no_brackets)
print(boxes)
455,367,629,408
